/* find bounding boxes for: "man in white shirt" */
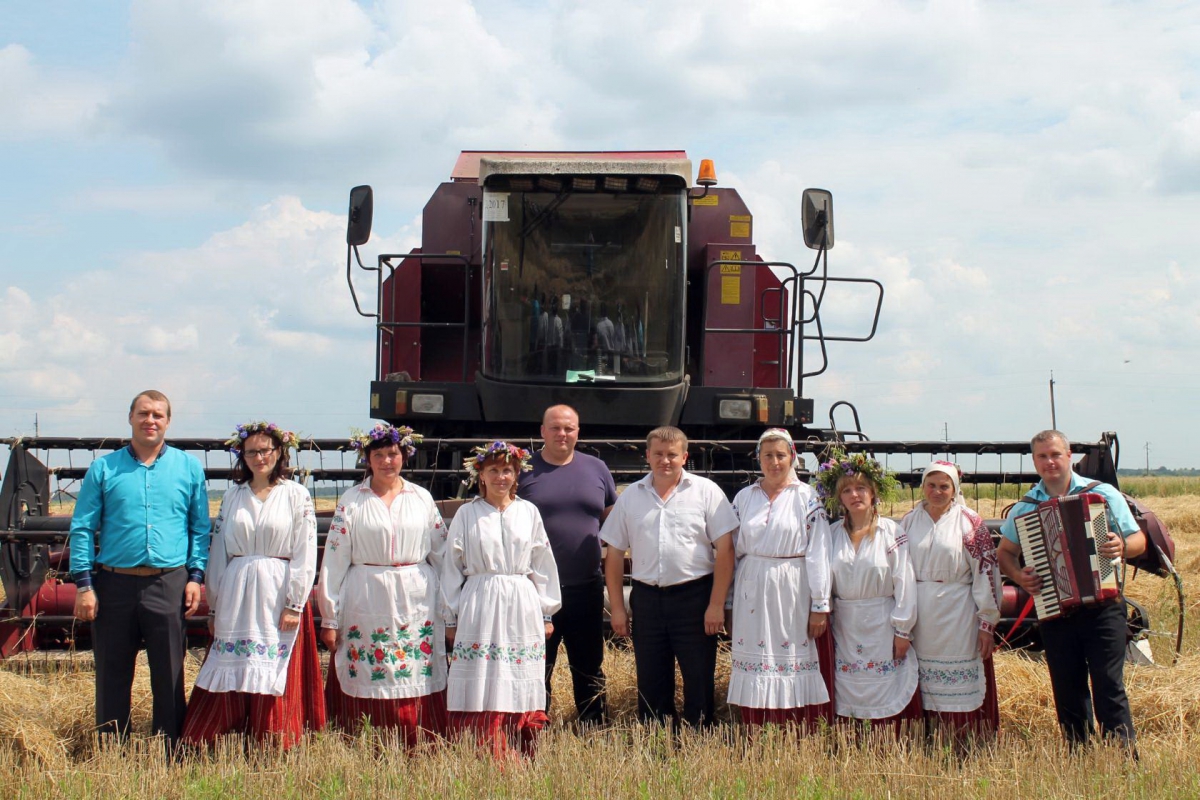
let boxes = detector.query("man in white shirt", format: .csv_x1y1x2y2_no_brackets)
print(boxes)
601,426,738,727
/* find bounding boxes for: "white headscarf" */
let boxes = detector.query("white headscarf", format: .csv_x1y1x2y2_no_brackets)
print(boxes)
921,460,964,505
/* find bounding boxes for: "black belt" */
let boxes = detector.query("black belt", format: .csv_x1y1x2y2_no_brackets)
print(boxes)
632,574,713,594
98,564,183,577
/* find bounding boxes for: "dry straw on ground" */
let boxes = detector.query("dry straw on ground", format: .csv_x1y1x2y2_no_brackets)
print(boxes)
2,484,1199,798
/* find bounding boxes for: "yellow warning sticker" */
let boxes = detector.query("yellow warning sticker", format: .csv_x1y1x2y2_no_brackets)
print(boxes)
719,264,741,275
730,217,751,238
693,195,719,206
719,250,742,262
721,275,741,305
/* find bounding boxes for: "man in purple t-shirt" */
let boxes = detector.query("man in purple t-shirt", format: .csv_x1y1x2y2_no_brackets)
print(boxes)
517,404,617,726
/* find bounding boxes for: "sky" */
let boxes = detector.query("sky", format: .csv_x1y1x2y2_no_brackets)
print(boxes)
1,0,1198,471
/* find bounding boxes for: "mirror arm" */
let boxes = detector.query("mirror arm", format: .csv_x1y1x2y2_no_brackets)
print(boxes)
346,246,377,319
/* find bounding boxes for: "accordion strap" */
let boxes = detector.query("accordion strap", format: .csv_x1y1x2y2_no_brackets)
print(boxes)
1019,480,1102,506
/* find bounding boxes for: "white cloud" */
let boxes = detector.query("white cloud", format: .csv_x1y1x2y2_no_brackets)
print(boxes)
37,313,110,360
0,196,381,435
0,44,107,141
1154,111,1200,194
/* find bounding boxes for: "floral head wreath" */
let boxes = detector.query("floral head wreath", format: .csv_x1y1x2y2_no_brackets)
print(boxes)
811,446,899,516
463,440,533,487
349,423,422,459
225,421,301,457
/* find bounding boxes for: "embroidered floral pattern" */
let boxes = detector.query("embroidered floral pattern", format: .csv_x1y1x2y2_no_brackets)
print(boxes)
211,637,290,661
327,507,349,551
450,640,547,665
732,658,820,675
343,621,436,681
836,657,905,676
918,663,980,686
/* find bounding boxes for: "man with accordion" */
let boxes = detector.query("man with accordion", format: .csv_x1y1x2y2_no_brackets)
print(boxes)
997,430,1145,750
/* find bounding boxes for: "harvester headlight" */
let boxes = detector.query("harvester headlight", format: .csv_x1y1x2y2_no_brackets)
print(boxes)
603,176,627,192
718,399,753,420
411,394,445,415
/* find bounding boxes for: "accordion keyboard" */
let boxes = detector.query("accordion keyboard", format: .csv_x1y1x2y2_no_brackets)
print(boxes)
1015,513,1062,620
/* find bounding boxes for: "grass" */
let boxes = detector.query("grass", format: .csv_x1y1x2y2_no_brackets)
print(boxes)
3,479,1200,797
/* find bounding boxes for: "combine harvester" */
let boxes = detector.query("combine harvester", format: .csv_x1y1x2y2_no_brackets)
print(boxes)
0,151,1181,661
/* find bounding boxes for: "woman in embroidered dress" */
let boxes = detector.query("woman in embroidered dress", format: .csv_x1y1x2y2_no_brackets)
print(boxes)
727,428,834,730
815,450,921,733
183,421,325,749
900,461,1001,742
442,441,561,758
317,423,448,744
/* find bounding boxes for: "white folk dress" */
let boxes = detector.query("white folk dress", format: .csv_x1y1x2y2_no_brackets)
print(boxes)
829,517,918,719
441,496,562,713
316,481,447,699
727,479,831,710
900,502,1001,712
195,480,317,696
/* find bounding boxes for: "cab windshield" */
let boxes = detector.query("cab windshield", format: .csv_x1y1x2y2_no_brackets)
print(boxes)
481,187,686,386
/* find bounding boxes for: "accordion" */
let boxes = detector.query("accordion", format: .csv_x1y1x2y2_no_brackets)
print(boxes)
1014,493,1121,621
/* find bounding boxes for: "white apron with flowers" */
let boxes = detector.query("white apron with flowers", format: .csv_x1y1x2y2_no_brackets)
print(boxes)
829,517,918,719
195,480,317,696
317,481,448,699
441,497,562,713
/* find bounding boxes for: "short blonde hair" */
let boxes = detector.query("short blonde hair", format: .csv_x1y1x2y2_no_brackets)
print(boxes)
1031,429,1069,451
130,389,172,419
646,426,688,450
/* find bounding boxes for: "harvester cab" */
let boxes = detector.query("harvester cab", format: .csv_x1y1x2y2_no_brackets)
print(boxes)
343,151,882,463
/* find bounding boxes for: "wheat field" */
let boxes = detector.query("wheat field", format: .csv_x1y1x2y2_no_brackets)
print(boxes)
2,479,1198,798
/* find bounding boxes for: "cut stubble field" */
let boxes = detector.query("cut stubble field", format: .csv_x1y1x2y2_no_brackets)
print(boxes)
2,478,1199,798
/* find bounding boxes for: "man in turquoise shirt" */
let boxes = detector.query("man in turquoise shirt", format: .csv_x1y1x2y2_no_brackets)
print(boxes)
997,430,1144,749
70,390,209,744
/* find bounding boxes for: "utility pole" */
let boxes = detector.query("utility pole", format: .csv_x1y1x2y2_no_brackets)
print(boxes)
943,422,949,442
1049,371,1057,430
34,413,39,437
1145,442,1151,475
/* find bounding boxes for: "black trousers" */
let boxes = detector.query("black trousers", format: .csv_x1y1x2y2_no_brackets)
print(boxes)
546,575,608,724
630,575,717,727
92,567,189,742
1040,599,1136,745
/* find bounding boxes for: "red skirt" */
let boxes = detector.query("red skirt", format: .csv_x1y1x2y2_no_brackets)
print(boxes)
448,710,549,759
324,659,448,746
924,654,999,741
739,627,836,731
182,602,327,749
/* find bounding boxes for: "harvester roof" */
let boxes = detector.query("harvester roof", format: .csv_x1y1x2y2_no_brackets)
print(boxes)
451,150,691,185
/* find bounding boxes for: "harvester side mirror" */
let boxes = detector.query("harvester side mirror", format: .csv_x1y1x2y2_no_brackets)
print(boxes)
801,188,834,250
346,185,374,246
